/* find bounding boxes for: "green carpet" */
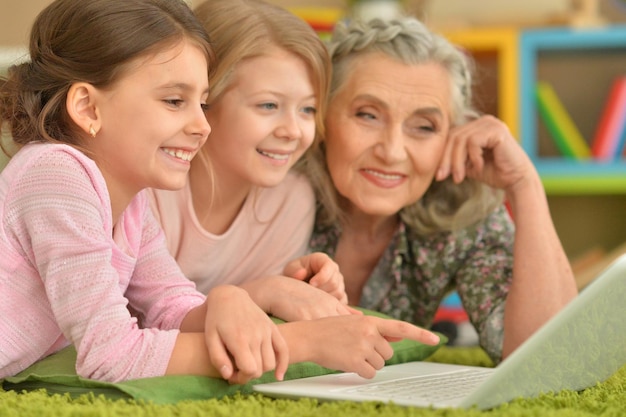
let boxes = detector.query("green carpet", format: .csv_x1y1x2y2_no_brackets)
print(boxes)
2,347,624,416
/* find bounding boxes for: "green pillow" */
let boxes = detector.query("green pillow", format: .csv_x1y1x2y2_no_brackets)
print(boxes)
2,309,446,404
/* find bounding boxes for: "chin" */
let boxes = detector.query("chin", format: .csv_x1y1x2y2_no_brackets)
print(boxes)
367,209,402,218
254,175,288,189
157,178,187,191
356,202,404,217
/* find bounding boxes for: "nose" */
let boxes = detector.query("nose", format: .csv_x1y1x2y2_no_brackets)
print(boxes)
274,111,302,141
374,125,407,163
187,105,212,142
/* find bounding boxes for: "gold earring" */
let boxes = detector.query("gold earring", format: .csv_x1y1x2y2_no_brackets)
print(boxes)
89,125,97,138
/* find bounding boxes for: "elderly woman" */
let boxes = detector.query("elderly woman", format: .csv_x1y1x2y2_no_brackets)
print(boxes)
302,16,578,363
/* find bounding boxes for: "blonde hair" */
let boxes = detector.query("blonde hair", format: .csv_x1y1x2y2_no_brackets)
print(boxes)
302,17,503,234
193,0,331,190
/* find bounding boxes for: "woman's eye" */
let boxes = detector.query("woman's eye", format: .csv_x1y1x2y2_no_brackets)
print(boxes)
407,122,437,138
406,116,437,133
302,106,317,115
419,124,435,132
356,111,376,120
201,103,209,112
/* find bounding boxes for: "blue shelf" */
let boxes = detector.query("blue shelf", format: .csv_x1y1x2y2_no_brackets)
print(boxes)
519,25,626,194
535,159,626,175
533,160,626,194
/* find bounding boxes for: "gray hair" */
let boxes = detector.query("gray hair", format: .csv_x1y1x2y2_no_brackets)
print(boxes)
329,17,473,125
299,16,503,234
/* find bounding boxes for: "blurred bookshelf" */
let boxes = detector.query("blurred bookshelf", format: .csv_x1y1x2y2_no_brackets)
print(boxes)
519,25,626,194
443,27,519,138
445,25,626,194
444,24,626,260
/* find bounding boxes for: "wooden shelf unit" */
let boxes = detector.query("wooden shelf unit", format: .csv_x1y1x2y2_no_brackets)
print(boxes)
444,27,520,138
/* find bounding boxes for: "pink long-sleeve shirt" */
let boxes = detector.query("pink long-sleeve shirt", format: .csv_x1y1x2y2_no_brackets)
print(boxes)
0,143,205,382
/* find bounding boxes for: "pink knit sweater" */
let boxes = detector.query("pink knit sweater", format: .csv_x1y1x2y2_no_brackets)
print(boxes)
0,143,205,382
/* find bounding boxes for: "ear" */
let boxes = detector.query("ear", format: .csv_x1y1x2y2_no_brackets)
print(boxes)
66,82,101,137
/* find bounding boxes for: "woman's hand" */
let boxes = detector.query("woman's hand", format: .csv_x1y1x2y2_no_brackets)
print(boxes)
437,115,537,194
279,315,440,379
203,285,289,384
283,252,349,304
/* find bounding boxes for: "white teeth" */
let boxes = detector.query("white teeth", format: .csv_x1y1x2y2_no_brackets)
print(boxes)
163,148,193,162
364,169,402,180
258,150,289,160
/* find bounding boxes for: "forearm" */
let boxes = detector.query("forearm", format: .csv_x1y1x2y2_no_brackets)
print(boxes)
502,174,578,357
179,300,207,332
166,332,222,377
239,278,273,312
275,321,313,365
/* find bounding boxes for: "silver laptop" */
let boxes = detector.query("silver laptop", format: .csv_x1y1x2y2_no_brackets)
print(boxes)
254,254,626,410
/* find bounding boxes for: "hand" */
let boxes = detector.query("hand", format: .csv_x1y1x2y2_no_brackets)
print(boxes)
283,252,348,305
243,275,358,321
436,115,537,193
203,285,289,384
280,315,440,379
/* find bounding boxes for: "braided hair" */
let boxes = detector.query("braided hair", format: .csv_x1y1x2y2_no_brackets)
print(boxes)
301,16,503,234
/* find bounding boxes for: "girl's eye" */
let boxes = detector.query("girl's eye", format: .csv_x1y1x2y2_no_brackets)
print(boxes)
259,102,278,110
201,103,209,112
164,99,183,107
302,106,317,115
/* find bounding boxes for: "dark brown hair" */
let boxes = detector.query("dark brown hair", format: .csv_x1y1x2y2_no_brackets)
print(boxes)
0,0,214,155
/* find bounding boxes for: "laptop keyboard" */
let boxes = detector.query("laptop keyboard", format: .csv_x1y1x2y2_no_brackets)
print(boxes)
341,368,493,403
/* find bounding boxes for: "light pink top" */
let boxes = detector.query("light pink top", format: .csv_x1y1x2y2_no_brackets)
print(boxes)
0,143,205,382
148,171,315,294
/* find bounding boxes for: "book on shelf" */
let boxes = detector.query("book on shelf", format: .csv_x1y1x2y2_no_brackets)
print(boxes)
618,129,626,157
590,75,626,161
535,81,591,159
615,122,626,159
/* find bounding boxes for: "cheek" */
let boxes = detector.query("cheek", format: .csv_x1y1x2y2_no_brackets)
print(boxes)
325,144,356,198
325,138,352,172
408,141,446,174
323,121,366,188
302,121,317,149
324,119,359,161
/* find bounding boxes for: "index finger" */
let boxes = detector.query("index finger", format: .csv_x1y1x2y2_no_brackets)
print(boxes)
272,327,289,381
282,253,329,281
437,127,456,181
308,260,341,288
282,258,309,281
438,114,485,182
206,334,235,379
376,319,440,346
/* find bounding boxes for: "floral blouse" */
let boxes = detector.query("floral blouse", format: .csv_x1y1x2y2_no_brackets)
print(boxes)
309,205,515,363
